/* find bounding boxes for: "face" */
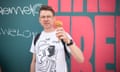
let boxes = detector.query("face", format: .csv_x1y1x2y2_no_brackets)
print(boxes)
39,10,55,30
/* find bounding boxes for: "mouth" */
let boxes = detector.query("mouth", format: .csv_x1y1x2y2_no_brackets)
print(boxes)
44,23,50,25
43,21,49,24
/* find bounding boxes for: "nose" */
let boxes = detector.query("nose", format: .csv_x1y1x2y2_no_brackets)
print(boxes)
44,17,49,21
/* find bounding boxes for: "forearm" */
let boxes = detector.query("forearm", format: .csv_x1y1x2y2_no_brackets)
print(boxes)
69,43,84,63
55,28,84,63
30,54,36,72
30,62,35,72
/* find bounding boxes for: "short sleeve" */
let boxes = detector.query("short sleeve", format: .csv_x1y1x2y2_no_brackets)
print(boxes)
30,36,36,54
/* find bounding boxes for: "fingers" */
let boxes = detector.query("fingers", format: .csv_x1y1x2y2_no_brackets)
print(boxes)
56,27,64,32
56,31,64,39
56,27,65,40
56,27,70,43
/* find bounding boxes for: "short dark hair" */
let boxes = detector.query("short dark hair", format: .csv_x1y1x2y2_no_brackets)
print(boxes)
39,5,55,16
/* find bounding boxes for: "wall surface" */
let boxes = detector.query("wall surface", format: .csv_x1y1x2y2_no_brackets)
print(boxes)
0,0,120,72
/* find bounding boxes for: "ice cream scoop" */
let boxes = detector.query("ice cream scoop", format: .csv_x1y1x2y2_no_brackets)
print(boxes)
54,20,63,27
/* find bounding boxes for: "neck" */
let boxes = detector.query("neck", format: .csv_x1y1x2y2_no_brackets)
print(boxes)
44,27,55,32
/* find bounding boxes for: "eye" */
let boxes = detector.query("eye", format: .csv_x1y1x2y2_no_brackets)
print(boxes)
47,15,52,18
40,16,45,19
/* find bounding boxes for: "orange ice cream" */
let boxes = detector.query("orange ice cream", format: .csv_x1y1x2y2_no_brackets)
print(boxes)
54,20,63,27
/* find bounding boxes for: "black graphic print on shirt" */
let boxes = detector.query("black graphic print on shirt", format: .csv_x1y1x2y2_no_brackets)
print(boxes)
36,42,57,72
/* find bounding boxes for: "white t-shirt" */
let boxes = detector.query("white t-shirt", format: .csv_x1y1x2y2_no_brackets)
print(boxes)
30,31,71,72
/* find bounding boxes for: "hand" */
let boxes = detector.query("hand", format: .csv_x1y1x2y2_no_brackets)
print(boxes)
56,27,70,44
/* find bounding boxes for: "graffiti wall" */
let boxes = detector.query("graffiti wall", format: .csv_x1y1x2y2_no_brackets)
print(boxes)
0,0,119,72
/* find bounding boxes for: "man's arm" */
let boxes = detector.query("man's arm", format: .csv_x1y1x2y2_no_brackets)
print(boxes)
56,27,84,63
67,40,84,63
30,53,36,72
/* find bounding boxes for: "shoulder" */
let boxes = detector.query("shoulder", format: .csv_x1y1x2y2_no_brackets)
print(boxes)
34,31,43,45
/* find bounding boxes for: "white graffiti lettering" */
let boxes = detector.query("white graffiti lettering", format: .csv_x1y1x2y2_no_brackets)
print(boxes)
0,27,38,38
0,3,42,16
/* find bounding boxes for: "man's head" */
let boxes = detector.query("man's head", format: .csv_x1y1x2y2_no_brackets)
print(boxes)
39,5,55,16
39,5,56,31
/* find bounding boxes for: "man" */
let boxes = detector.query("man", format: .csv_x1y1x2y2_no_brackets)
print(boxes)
30,5,84,72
